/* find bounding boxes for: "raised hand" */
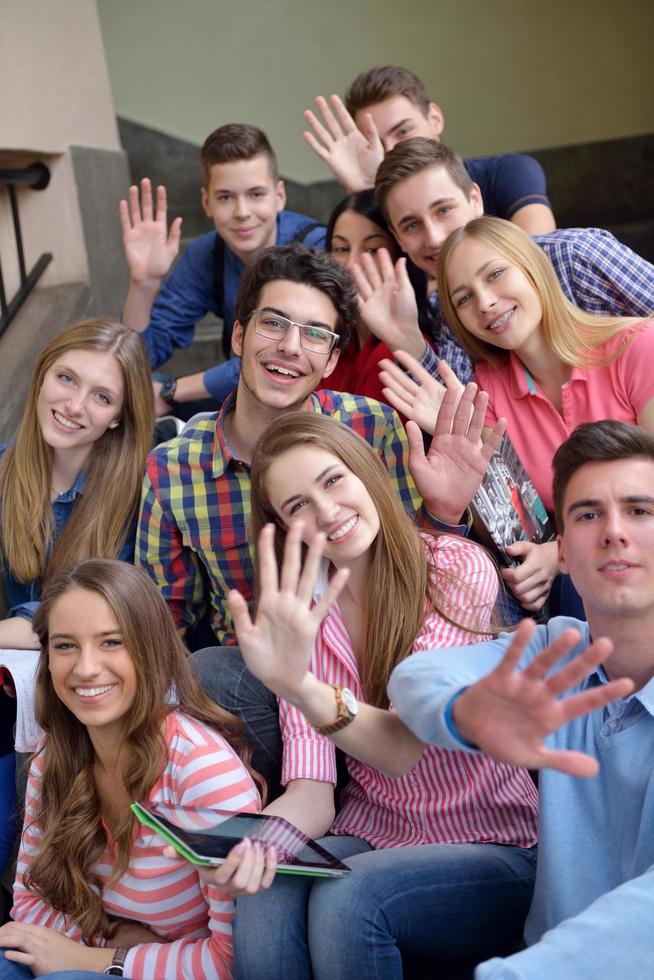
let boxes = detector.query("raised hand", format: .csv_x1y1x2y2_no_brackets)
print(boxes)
353,251,426,359
501,540,560,611
453,619,634,776
408,381,506,525
379,351,464,433
303,95,383,191
119,178,182,285
227,523,349,704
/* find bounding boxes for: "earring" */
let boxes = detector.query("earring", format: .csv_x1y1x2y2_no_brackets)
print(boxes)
109,420,120,430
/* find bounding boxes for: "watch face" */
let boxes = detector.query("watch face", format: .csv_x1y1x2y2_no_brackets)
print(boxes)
341,688,358,715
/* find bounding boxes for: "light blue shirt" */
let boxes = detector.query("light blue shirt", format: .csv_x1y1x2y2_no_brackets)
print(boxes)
388,616,654,979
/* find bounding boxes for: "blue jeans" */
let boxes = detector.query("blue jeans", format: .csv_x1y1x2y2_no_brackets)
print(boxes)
0,753,17,877
233,835,537,980
189,645,284,801
0,952,103,978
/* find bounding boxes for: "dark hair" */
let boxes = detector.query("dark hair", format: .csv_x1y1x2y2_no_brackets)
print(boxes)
326,189,431,336
345,65,431,117
200,123,278,185
234,244,357,350
552,421,654,530
326,189,392,251
375,138,473,221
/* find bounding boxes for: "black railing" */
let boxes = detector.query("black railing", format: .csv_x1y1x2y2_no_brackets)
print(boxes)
0,163,52,337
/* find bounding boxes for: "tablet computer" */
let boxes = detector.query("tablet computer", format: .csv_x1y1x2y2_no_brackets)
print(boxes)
131,802,351,878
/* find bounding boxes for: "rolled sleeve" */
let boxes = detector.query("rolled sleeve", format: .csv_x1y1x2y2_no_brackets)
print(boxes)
143,233,218,368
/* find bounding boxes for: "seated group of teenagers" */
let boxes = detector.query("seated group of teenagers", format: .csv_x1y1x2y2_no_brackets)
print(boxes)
0,64,653,979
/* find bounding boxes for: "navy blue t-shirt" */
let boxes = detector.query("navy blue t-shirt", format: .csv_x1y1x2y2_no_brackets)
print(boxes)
465,154,550,219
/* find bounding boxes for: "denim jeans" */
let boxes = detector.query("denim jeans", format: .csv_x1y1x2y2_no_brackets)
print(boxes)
0,753,17,877
189,645,284,801
0,952,103,979
233,836,537,980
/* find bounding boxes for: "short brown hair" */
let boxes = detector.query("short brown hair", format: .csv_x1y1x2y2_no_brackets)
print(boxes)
345,65,431,117
375,138,473,220
200,123,278,186
552,421,654,530
234,244,357,350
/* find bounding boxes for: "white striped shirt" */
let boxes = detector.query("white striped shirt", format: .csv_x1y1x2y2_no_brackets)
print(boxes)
279,534,538,849
12,711,260,979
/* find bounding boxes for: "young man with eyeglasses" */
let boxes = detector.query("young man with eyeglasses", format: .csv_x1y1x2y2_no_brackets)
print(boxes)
120,123,326,415
137,244,472,652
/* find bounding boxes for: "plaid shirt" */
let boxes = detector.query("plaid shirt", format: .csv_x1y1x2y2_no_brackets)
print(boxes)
420,226,654,382
137,390,420,645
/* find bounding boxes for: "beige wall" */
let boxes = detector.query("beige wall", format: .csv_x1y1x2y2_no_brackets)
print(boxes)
0,0,121,293
97,0,654,183
1,0,120,153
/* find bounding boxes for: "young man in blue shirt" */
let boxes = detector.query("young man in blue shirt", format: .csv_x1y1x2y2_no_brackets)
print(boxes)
303,64,556,235
389,419,654,978
120,124,325,413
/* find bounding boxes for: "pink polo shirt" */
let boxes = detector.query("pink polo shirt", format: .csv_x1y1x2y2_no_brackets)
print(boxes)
476,320,654,512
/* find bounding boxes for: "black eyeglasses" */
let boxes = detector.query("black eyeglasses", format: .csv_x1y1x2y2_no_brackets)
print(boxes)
250,309,339,355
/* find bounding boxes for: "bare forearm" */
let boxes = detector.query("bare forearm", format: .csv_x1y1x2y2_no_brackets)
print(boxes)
286,674,424,777
174,372,210,403
0,617,39,649
262,778,334,838
122,281,161,332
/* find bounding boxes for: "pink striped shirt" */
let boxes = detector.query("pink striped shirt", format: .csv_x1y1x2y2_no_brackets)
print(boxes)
12,711,260,980
279,534,538,849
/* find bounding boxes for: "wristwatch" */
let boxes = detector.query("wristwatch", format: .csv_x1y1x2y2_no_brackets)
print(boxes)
159,377,177,405
312,685,359,736
104,948,128,975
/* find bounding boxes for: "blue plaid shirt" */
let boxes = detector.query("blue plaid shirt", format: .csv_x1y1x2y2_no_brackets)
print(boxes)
420,227,654,381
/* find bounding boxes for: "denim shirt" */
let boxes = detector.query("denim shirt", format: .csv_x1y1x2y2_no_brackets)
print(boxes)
0,446,135,622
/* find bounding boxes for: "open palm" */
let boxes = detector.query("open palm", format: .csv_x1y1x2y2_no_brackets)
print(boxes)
119,178,182,284
303,95,383,191
408,381,506,524
453,620,634,776
228,524,348,704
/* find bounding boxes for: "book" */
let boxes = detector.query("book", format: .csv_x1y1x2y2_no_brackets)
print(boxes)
472,434,555,565
132,802,351,878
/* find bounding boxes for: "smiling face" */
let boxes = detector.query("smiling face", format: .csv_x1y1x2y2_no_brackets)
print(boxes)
48,587,138,743
558,459,654,628
265,444,381,569
330,210,398,271
445,236,543,354
385,165,483,277
232,280,340,412
36,348,124,462
354,95,444,154
201,155,286,264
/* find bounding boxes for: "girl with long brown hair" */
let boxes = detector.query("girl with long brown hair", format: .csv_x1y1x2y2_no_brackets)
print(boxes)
0,559,264,978
224,411,539,980
0,318,154,894
0,317,155,648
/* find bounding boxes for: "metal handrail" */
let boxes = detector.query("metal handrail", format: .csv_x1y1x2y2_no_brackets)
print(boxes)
0,162,52,336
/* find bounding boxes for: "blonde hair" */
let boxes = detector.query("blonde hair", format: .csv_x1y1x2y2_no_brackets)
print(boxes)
437,217,644,368
0,318,154,583
27,559,262,944
251,413,494,708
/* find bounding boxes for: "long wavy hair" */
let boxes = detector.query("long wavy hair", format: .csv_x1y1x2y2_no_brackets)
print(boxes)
26,559,263,944
0,319,154,584
437,217,644,368
251,413,495,709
